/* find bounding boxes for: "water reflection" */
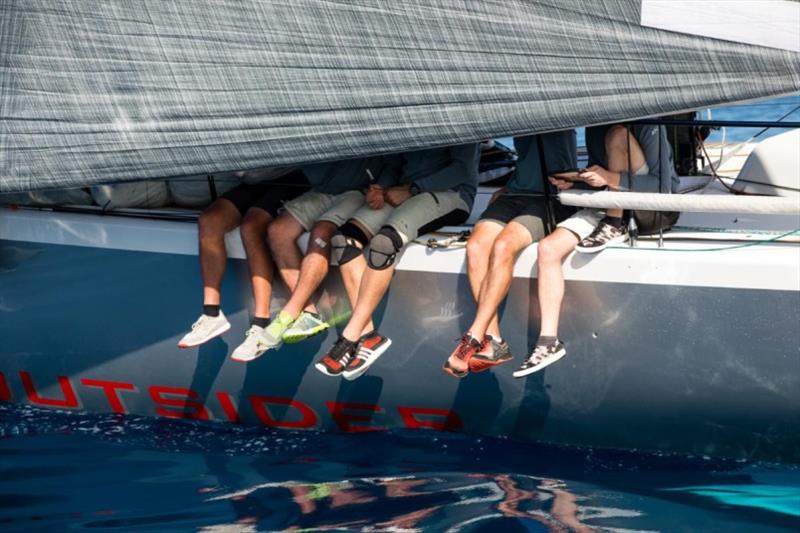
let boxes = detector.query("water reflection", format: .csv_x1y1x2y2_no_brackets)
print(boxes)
1,404,798,532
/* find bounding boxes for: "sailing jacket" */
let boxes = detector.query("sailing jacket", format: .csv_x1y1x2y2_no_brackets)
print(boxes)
377,144,479,208
300,156,387,195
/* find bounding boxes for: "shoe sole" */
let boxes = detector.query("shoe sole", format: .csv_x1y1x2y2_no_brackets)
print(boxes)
230,346,271,363
342,339,393,381
282,323,330,344
575,235,628,254
177,322,231,348
512,349,566,378
314,361,344,377
442,361,469,378
470,354,513,373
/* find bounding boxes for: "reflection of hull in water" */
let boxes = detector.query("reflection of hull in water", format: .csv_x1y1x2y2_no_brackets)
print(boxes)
0,205,798,463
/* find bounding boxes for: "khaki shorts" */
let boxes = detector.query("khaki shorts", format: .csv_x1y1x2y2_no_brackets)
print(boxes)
556,208,605,240
283,190,365,231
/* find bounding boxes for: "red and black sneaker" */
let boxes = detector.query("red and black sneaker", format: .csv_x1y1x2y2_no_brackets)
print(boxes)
315,337,358,377
443,333,484,378
470,335,514,373
342,331,392,381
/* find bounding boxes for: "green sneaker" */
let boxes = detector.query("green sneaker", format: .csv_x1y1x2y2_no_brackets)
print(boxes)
283,311,330,344
260,310,295,350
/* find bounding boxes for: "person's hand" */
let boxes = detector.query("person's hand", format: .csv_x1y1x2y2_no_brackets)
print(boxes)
578,165,614,188
548,177,574,190
490,186,508,204
385,184,412,207
366,184,384,209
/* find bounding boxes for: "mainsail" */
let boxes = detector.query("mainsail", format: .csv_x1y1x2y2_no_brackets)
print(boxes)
1,0,798,192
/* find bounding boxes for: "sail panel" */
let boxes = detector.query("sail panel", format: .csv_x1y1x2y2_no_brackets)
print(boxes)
1,0,799,192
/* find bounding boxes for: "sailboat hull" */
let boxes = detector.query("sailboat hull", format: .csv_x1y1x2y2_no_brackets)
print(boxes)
1,208,798,462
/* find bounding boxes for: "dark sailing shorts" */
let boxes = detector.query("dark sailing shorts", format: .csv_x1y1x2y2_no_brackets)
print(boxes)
479,194,574,241
220,170,309,217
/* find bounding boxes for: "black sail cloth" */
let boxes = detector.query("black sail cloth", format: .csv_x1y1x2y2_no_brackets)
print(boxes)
1,0,798,192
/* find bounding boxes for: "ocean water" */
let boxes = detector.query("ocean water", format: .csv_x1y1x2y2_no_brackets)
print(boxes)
2,97,800,532
1,404,799,532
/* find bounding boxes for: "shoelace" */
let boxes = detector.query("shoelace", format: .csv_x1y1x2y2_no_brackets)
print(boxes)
328,339,355,365
191,316,209,330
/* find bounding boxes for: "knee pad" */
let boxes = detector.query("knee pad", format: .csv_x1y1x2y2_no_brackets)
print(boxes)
331,232,363,266
368,227,404,270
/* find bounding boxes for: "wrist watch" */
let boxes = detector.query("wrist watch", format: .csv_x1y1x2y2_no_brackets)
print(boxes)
409,183,421,195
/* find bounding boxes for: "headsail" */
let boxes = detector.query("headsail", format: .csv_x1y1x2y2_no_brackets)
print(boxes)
1,0,798,192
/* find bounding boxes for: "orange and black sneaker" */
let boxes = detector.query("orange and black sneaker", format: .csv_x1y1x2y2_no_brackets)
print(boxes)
443,333,483,378
470,335,514,373
342,331,392,381
315,337,358,377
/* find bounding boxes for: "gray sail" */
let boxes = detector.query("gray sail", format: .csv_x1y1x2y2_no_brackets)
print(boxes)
1,0,798,192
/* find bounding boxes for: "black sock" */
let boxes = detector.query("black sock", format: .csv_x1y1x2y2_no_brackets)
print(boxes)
203,304,220,317
606,216,624,228
537,335,557,347
252,317,271,328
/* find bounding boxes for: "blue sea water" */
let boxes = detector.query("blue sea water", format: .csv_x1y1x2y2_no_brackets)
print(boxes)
1,404,799,532
2,97,800,532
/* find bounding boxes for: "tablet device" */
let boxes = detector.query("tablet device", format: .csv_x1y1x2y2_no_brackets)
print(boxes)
549,168,584,182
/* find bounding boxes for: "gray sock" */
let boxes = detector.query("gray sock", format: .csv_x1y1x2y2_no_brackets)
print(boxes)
537,335,557,347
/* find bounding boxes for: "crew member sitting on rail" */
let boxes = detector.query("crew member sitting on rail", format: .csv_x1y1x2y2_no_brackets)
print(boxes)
513,124,680,378
443,131,578,378
177,169,307,351
231,156,393,362
315,144,480,379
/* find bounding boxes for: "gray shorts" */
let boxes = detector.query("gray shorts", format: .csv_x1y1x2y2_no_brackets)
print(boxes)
283,190,365,231
349,191,470,244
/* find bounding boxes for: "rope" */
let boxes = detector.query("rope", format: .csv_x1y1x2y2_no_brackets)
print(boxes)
608,229,799,252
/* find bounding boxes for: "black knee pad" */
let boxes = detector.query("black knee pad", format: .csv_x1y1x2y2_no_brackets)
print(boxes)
331,233,363,266
368,226,403,270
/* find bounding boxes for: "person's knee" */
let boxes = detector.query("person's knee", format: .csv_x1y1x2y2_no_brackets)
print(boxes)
240,211,269,242
537,236,568,264
267,215,302,252
331,222,369,266
466,231,491,263
308,221,336,252
490,236,519,265
198,207,229,240
367,226,404,270
605,125,629,150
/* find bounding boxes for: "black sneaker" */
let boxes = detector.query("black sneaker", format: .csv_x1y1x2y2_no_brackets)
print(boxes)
513,340,566,378
575,218,628,253
315,337,358,377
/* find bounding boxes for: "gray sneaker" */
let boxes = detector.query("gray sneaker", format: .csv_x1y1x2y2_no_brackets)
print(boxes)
230,325,269,362
282,311,330,344
178,312,231,348
469,336,514,372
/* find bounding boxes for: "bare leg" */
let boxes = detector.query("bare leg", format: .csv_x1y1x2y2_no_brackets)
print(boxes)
198,199,242,306
465,221,504,338
604,125,647,218
267,213,315,312
239,208,275,318
338,221,375,335
341,266,395,342
537,228,579,337
281,221,338,319
468,222,533,340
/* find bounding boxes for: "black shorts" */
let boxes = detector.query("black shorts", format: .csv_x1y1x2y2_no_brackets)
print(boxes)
479,194,574,241
220,170,308,217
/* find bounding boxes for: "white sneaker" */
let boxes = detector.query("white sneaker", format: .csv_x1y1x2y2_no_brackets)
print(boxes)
178,312,231,348
230,325,270,362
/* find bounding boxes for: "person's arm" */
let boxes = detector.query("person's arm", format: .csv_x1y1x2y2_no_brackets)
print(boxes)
412,144,479,192
617,125,678,193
